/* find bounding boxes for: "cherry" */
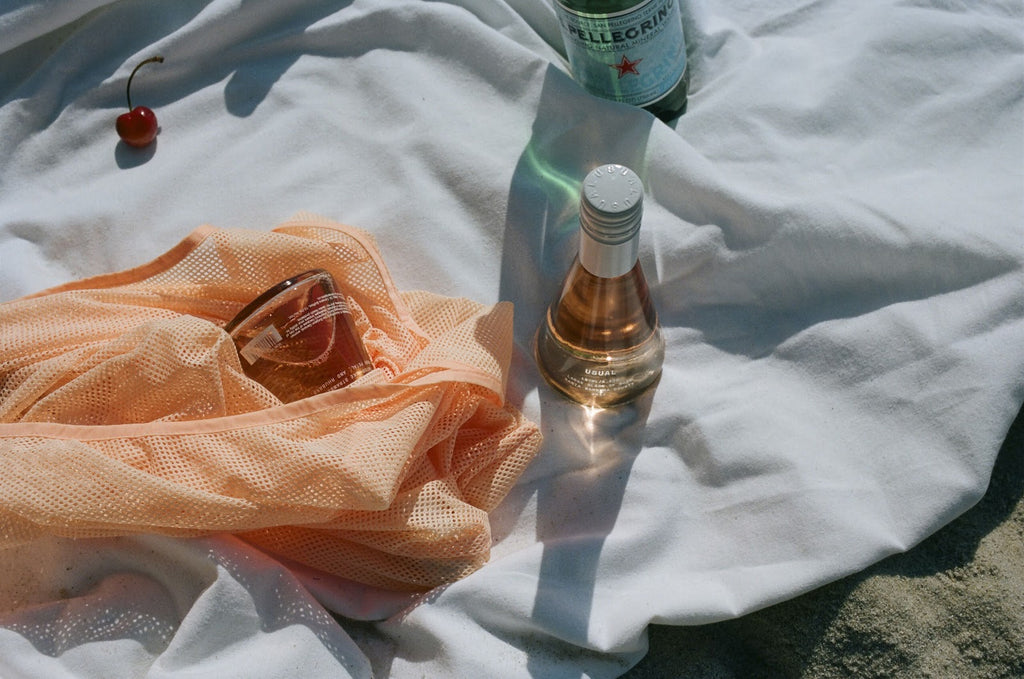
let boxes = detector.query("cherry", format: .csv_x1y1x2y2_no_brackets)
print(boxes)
116,56,164,147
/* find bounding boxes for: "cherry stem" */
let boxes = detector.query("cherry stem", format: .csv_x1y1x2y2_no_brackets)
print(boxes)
125,56,164,110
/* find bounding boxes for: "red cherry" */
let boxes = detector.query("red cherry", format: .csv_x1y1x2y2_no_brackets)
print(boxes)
116,56,164,148
116,106,159,147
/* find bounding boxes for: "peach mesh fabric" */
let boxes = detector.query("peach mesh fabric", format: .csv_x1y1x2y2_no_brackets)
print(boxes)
0,215,542,591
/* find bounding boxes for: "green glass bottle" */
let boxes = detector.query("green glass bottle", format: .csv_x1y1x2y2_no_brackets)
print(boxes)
552,0,689,121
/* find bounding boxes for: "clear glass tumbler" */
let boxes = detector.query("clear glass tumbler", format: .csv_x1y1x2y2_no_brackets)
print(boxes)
224,269,373,403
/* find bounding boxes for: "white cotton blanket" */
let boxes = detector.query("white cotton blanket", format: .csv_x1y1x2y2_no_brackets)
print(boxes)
1,1,1022,677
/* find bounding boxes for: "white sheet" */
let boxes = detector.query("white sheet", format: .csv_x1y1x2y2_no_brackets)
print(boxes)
1,1,1022,677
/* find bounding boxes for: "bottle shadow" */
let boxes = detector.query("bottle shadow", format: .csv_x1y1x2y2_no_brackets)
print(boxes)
526,385,658,678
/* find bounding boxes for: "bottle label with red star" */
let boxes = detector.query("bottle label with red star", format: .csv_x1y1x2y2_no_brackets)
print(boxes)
554,0,687,107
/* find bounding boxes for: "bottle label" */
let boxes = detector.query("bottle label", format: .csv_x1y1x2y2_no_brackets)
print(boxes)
554,0,687,107
240,324,283,365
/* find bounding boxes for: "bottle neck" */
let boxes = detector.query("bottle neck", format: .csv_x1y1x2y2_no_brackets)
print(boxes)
576,163,644,278
579,227,640,278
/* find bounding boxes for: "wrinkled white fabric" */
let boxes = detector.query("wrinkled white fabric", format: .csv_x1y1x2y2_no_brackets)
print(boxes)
1,0,1022,677
0,535,372,678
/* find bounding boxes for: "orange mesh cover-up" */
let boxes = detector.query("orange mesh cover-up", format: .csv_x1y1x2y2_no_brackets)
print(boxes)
0,215,542,591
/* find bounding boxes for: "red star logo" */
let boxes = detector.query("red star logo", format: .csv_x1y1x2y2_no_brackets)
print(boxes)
610,55,642,79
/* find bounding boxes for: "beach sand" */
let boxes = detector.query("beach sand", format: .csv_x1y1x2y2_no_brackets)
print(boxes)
624,404,1024,678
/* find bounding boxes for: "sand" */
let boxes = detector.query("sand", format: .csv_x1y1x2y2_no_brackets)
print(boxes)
624,405,1024,678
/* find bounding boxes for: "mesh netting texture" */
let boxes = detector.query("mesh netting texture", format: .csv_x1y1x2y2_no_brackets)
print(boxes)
0,215,542,590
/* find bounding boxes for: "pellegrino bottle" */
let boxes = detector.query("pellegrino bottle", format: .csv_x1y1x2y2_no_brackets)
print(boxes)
536,164,665,407
553,0,689,121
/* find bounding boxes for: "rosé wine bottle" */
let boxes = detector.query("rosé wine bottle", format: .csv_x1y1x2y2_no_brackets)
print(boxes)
536,164,664,406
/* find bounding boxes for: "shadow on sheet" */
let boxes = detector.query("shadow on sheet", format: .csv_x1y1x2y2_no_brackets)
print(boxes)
498,65,658,679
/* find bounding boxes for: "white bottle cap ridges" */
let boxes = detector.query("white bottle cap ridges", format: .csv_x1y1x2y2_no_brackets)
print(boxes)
578,164,643,278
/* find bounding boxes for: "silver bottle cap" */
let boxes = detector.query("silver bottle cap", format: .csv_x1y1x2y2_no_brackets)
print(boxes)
578,164,643,278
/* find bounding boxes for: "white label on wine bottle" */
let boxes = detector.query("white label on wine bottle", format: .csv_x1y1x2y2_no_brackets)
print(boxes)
554,0,686,107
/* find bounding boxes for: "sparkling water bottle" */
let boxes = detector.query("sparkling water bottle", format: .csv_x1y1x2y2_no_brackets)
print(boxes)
553,0,689,120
